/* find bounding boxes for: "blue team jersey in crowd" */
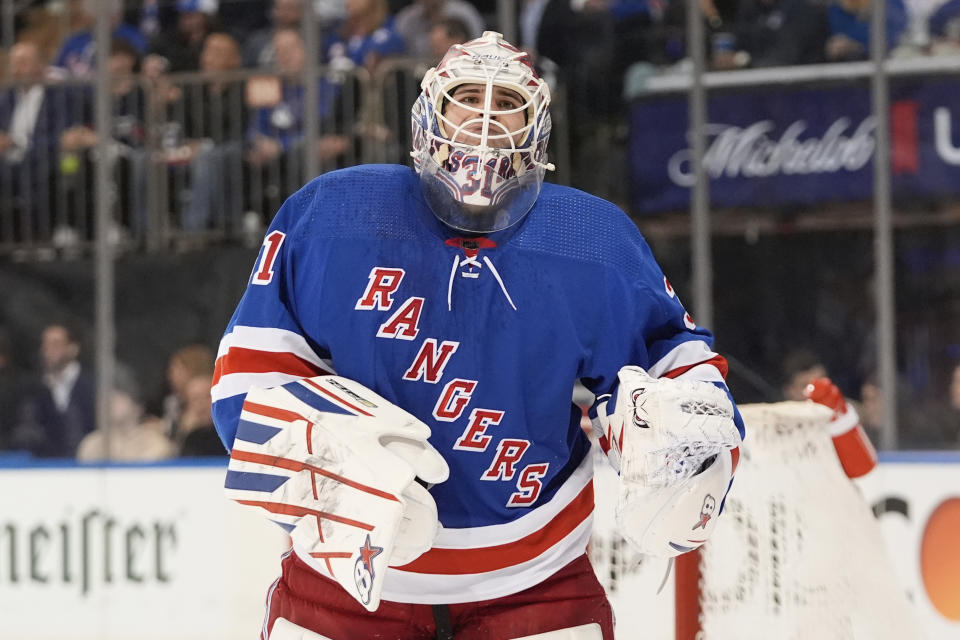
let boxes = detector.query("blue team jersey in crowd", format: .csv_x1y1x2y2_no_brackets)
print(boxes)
211,164,744,603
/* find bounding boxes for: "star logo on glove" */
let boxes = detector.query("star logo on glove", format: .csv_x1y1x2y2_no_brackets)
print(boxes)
359,534,383,573
354,534,384,606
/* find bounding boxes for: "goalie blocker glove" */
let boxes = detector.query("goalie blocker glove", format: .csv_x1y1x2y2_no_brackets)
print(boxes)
590,366,741,557
223,375,449,612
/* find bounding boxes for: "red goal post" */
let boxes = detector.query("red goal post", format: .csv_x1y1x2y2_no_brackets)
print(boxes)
590,401,922,640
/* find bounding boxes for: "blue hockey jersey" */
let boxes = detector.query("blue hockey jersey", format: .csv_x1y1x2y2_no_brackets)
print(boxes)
212,164,744,604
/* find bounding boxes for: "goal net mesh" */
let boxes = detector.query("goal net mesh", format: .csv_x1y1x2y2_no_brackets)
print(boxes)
590,401,921,640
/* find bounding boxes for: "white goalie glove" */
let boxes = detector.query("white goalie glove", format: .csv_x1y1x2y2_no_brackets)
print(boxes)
224,375,449,612
590,366,741,556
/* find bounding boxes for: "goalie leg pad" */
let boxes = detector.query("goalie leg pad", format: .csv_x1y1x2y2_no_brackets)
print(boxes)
616,446,734,557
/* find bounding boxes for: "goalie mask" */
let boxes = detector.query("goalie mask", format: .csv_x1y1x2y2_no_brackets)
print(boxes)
411,31,553,233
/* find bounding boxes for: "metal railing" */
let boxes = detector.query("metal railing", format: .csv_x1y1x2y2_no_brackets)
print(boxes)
1,65,379,254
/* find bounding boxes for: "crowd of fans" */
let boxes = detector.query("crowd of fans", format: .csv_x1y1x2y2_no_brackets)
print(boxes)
778,347,960,448
2,0,960,249
3,322,959,462
2,0,960,456
0,0,488,247
0,322,224,461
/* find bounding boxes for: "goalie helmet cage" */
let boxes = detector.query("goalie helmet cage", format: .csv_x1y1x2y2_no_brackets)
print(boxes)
590,401,923,640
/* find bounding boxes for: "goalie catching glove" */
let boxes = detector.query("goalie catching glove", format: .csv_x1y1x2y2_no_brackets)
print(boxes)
224,375,449,612
590,366,741,557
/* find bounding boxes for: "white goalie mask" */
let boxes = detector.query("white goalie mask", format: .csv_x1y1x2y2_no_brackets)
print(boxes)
411,31,554,234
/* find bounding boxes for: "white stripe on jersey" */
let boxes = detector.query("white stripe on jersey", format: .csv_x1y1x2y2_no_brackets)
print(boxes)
212,371,308,402
431,452,593,549
669,362,726,384
288,453,594,604
378,517,593,604
290,513,595,605
647,340,720,379
217,325,329,366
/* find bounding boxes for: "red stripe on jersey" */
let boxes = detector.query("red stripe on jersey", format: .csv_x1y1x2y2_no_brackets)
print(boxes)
393,481,594,575
831,424,877,479
663,354,729,380
230,449,401,503
303,378,374,417
214,347,329,385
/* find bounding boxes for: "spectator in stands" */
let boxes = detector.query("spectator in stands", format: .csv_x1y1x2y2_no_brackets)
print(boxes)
243,0,305,68
76,365,176,462
859,369,944,448
929,0,960,53
146,0,218,74
246,27,346,210
12,322,95,458
429,17,472,61
0,40,63,242
325,0,405,72
161,343,215,440
175,32,249,233
51,0,146,78
781,348,828,401
395,0,485,59
824,0,908,61
178,373,225,456
730,0,831,67
58,37,148,238
0,329,28,452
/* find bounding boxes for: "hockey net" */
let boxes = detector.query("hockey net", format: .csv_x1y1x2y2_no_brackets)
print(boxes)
589,401,921,640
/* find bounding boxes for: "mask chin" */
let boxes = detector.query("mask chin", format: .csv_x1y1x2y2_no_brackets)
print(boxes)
418,151,544,234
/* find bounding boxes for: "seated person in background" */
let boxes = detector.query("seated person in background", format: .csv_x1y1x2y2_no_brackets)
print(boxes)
51,0,146,79
170,32,249,233
428,16,472,61
76,366,176,462
243,0,305,68
825,0,907,61
0,39,63,240
246,28,345,211
178,374,224,456
58,37,148,239
146,0,218,74
869,363,960,449
395,0,485,59
160,343,216,440
13,322,95,458
780,348,828,401
929,0,960,53
325,0,405,73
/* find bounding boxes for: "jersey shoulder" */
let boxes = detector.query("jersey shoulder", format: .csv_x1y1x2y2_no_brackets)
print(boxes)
516,182,653,274
284,165,424,242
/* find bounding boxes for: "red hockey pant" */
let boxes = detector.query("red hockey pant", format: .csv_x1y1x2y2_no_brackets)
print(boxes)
262,552,615,640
